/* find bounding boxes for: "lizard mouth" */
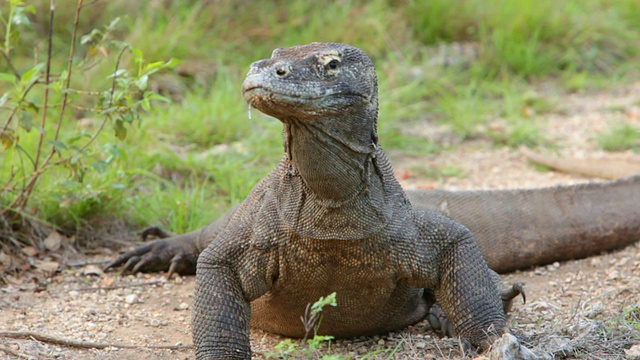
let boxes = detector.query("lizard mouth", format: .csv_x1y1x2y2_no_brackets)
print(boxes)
243,85,367,110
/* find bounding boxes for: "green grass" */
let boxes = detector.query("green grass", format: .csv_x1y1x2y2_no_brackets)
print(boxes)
597,124,640,152
1,0,640,240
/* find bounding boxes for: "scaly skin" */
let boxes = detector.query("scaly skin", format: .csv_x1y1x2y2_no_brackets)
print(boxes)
197,42,512,358
106,43,640,358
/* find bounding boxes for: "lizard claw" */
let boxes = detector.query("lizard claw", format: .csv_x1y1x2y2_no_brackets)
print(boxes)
141,226,174,240
501,281,526,313
427,303,456,338
122,255,142,274
167,253,185,280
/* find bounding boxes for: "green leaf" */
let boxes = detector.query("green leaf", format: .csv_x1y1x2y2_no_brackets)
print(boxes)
0,73,17,83
92,160,107,174
164,58,183,69
131,47,144,64
144,91,171,103
121,112,135,123
106,17,121,31
144,61,166,73
18,110,33,131
135,74,148,91
70,153,80,165
12,6,34,26
69,129,92,144
49,140,68,154
310,292,337,317
114,119,127,140
81,29,101,45
0,92,10,107
140,97,151,112
108,69,127,78
20,63,45,86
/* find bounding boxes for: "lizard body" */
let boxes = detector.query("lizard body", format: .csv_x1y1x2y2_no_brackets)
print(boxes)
106,43,640,359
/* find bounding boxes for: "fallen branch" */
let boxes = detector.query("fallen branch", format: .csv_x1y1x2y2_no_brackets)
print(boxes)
65,259,112,268
70,279,166,292
521,147,640,179
0,330,193,350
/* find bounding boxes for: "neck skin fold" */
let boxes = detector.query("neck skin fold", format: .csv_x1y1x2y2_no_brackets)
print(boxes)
282,105,379,203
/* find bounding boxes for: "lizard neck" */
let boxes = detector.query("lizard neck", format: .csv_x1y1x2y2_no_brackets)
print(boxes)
273,106,408,240
282,110,379,202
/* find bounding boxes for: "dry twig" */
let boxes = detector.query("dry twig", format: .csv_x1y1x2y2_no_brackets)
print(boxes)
0,331,193,350
70,279,165,292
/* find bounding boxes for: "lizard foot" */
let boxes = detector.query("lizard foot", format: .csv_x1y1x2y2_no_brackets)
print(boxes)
427,303,456,338
502,281,526,313
104,227,198,278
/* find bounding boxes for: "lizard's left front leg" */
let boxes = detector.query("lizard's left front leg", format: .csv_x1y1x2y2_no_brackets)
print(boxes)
412,212,508,350
436,225,506,349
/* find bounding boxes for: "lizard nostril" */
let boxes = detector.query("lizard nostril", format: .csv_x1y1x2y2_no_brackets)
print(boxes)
275,67,289,76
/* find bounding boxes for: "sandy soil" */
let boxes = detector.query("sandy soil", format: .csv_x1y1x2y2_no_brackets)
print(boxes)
1,83,639,359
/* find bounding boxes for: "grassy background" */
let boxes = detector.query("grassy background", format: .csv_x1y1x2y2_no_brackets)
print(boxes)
1,0,639,244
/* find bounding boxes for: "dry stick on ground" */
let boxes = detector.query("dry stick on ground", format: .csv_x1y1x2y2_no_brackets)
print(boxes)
521,147,640,179
70,279,166,291
0,331,193,350
65,259,112,268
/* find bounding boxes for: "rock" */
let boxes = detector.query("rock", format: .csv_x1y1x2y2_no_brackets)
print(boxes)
82,264,104,276
585,301,605,318
174,302,189,310
488,333,540,360
544,336,573,357
626,344,640,360
44,231,64,251
124,294,138,304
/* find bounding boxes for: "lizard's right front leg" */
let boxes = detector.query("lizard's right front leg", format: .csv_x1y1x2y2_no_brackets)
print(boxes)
193,247,252,359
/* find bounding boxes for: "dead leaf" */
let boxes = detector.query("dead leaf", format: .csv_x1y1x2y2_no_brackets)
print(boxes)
21,246,38,257
35,260,59,273
396,169,412,180
99,275,116,287
44,231,65,251
0,251,12,268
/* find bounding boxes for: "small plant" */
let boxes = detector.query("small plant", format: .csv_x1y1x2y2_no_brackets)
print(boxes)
265,293,403,359
266,292,341,359
1,1,175,247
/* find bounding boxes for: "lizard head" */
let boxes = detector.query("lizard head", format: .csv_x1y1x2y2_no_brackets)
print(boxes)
242,42,378,122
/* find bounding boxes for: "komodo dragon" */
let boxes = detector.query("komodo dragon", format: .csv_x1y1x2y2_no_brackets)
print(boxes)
106,42,640,358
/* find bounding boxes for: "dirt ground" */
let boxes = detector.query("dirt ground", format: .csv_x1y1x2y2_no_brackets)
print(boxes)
1,83,639,359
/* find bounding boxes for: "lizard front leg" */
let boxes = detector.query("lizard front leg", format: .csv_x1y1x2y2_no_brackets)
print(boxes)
193,252,252,359
192,222,274,360
434,227,507,349
411,211,509,350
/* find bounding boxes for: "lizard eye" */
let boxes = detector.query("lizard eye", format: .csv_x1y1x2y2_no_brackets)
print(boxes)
327,59,339,70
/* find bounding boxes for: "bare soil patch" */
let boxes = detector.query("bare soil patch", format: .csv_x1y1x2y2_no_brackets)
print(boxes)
1,83,639,359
